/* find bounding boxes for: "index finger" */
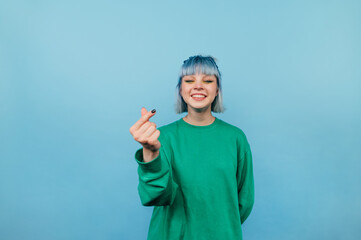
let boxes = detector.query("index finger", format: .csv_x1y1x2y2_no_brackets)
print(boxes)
132,109,156,130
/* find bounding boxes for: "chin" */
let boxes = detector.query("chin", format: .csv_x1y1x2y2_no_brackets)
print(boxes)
189,105,211,112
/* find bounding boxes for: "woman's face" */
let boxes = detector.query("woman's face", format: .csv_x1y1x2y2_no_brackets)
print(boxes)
180,73,219,112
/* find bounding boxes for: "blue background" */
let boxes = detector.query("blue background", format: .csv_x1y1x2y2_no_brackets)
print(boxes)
1,0,360,239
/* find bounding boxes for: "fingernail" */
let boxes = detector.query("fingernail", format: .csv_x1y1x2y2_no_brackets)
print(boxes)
151,109,156,113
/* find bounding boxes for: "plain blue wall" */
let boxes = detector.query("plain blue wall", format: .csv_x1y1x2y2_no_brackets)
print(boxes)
1,0,360,239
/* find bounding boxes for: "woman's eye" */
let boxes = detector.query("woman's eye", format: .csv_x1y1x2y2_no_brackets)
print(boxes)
184,80,213,83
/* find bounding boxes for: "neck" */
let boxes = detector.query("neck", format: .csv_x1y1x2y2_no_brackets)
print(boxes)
183,107,215,126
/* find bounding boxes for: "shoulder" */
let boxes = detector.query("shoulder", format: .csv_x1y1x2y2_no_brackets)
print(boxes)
217,118,251,149
157,119,179,141
217,118,248,138
158,119,178,133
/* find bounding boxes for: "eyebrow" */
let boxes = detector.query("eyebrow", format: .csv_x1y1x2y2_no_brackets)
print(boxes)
183,75,216,79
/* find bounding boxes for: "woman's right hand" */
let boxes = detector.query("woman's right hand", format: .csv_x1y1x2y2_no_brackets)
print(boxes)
129,107,161,162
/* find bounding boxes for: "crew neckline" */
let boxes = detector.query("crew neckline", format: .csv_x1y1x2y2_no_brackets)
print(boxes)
179,116,220,130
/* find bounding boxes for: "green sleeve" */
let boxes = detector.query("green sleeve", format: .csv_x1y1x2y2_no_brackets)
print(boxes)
135,146,178,206
237,143,255,224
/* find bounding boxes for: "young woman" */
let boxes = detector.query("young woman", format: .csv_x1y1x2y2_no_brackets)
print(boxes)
129,55,254,240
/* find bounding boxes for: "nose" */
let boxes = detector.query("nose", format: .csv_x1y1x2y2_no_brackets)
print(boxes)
194,81,204,89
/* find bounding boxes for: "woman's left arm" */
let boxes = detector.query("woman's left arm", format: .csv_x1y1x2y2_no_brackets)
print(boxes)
237,141,255,224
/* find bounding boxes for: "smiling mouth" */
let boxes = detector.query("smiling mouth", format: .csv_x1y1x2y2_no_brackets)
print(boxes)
191,95,206,101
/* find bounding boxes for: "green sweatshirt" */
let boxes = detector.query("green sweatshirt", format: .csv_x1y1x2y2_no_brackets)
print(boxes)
135,117,254,240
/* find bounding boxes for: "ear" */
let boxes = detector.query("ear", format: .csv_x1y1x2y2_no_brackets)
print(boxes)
179,86,183,97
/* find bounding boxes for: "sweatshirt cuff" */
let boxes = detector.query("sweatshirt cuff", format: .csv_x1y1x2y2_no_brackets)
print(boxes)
135,148,162,173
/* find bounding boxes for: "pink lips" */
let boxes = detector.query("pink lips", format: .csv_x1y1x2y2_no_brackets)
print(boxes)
191,95,206,101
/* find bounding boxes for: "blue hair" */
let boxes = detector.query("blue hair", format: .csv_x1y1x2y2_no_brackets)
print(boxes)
175,55,225,113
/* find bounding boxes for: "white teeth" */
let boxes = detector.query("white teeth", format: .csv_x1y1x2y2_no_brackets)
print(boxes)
192,95,205,98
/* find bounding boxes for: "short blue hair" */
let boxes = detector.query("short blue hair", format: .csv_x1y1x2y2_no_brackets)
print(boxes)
175,55,225,113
